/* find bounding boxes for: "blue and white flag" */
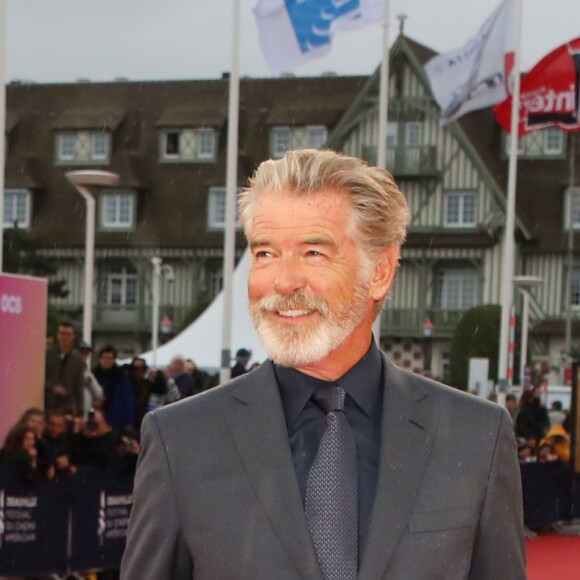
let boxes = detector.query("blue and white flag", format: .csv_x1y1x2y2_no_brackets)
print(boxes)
254,0,383,74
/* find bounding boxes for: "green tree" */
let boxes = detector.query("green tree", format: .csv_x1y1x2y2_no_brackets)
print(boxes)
3,228,69,298
449,304,520,390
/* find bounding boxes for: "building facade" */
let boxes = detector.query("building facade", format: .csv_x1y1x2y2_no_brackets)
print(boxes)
3,35,579,382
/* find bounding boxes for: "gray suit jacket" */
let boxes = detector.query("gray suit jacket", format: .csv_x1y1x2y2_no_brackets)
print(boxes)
121,355,526,580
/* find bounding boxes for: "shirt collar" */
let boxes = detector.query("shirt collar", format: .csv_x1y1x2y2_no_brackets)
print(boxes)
275,339,383,427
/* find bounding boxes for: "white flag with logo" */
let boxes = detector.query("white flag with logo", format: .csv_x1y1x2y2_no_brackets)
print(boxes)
254,0,383,75
424,0,515,125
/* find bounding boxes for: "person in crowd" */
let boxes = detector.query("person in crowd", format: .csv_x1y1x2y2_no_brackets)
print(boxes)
169,355,196,399
147,369,180,412
40,409,77,477
505,393,518,420
93,345,135,433
517,441,536,463
45,321,86,416
76,340,104,419
0,423,53,483
548,400,567,426
231,347,251,378
74,409,138,471
18,407,46,438
122,149,525,579
249,361,261,372
539,423,570,462
130,357,155,431
515,388,550,441
185,358,209,392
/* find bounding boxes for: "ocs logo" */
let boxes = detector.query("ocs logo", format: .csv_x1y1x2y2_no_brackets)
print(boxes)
0,294,23,315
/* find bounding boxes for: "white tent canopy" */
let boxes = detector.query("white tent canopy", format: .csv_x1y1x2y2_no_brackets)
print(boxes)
138,250,267,370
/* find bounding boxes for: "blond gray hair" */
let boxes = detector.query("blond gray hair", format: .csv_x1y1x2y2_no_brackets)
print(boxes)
239,149,409,259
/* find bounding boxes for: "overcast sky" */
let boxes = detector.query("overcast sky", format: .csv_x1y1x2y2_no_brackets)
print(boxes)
5,0,578,83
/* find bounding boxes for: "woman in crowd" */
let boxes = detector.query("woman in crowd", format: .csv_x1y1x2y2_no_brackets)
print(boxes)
0,423,54,483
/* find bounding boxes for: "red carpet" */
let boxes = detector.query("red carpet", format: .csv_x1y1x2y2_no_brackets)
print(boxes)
526,534,580,580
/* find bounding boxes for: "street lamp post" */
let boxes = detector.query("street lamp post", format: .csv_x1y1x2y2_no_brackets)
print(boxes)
513,275,544,388
150,256,174,368
66,170,119,344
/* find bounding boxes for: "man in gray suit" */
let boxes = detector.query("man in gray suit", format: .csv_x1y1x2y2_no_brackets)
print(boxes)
121,150,525,579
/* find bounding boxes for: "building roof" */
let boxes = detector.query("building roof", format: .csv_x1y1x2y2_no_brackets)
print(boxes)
5,75,365,248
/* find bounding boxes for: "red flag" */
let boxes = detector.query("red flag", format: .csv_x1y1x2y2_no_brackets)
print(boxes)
494,38,580,135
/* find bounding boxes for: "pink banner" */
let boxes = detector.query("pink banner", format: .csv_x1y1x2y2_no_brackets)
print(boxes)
0,273,47,445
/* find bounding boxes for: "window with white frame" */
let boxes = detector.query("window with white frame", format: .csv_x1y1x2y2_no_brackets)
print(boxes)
100,192,135,230
544,127,564,155
271,126,291,158
307,125,327,149
105,267,138,306
437,268,480,311
404,122,423,169
56,131,111,163
444,191,478,228
207,187,242,230
3,189,31,229
91,132,109,160
565,187,580,230
57,133,76,161
197,129,216,159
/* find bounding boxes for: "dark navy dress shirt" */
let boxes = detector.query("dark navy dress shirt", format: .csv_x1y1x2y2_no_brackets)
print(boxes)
274,340,384,556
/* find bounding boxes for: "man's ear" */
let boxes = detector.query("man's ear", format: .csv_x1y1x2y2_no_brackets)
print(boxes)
369,246,399,302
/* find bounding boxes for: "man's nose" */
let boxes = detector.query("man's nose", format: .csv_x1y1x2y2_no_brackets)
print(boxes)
272,258,306,295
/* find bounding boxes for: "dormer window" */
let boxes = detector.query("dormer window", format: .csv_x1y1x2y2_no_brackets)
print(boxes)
270,125,328,158
160,128,217,162
56,131,111,164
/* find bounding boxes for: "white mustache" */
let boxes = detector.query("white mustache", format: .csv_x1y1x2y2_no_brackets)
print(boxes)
255,293,330,317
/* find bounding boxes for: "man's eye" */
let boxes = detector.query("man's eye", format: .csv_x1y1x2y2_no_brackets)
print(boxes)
255,250,272,258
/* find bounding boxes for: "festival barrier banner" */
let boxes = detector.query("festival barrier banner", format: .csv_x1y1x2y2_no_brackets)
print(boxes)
70,466,134,572
0,465,133,576
572,363,580,477
0,273,47,444
1,462,578,575
0,465,68,577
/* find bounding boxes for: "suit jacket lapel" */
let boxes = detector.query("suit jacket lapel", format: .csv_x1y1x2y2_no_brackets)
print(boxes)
359,355,436,580
226,362,323,580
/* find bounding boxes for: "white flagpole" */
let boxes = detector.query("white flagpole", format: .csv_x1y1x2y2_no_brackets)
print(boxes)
498,0,523,403
373,0,390,341
220,0,241,384
0,0,6,272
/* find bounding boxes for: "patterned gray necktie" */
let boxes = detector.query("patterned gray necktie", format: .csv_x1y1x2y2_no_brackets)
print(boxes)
305,384,358,580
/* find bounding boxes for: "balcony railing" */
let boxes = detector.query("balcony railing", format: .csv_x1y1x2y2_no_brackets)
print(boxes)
380,308,465,338
55,304,466,339
55,304,194,334
361,145,439,177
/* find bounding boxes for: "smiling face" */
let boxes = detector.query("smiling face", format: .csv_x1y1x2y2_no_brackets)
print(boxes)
247,187,397,380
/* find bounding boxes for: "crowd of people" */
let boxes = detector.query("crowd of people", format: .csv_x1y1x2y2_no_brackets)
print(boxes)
1,321,260,486
504,388,572,465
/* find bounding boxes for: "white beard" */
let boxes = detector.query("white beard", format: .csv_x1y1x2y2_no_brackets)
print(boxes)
250,275,371,367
